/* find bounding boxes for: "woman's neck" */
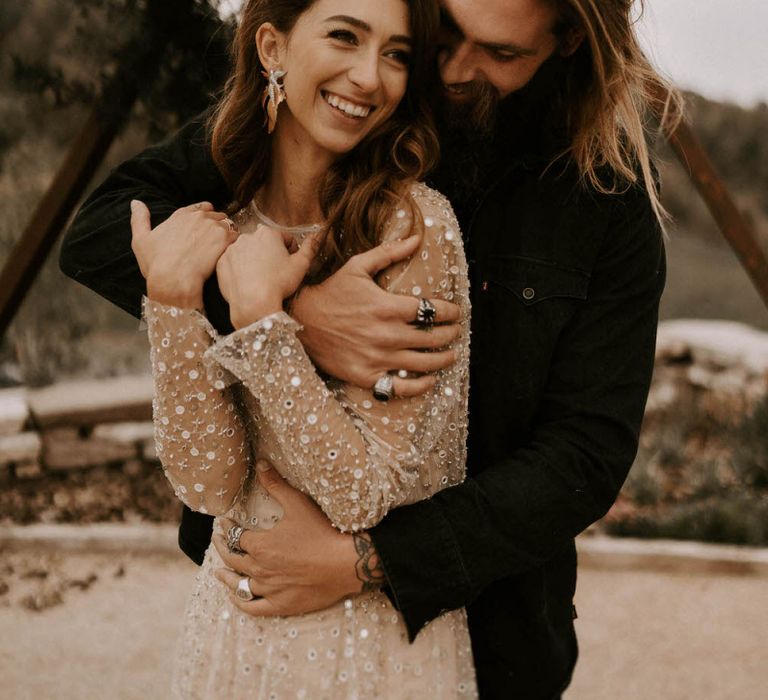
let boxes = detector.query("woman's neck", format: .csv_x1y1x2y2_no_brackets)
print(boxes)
258,124,334,227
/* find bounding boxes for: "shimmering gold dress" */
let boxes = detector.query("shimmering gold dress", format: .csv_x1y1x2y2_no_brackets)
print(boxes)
143,183,477,699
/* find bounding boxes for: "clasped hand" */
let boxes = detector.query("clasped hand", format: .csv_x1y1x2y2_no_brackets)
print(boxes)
216,223,319,329
131,199,317,328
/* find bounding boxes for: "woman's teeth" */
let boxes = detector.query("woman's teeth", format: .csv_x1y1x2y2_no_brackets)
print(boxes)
323,93,371,118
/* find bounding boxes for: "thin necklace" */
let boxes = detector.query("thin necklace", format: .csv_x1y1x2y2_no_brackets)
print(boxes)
250,198,324,236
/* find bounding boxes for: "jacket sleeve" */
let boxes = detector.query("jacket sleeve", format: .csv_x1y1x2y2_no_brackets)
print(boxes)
369,183,666,639
58,110,230,322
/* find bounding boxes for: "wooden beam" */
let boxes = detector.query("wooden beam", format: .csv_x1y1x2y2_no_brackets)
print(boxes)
0,84,138,336
657,90,768,311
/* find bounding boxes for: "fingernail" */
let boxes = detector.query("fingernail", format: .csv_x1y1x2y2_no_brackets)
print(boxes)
257,460,271,472
130,200,139,213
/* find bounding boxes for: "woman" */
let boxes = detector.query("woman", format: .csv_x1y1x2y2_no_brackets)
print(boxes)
133,0,475,696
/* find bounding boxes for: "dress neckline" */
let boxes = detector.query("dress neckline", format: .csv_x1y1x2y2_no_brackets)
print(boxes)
249,200,325,237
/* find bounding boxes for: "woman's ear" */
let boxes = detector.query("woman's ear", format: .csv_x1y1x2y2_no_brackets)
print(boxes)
559,26,585,57
255,22,285,72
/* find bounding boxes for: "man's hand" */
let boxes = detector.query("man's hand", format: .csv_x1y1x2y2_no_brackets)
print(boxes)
130,200,238,310
213,460,379,617
291,236,462,397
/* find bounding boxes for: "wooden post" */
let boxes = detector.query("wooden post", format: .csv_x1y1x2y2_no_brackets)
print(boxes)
0,0,197,338
0,82,139,336
656,90,768,311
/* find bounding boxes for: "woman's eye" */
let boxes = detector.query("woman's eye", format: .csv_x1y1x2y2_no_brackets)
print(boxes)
386,50,411,67
328,29,358,45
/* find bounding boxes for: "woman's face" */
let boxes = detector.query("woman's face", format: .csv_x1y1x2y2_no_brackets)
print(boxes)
268,0,413,157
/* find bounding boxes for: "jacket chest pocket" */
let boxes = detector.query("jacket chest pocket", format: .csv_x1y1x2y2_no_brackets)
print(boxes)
471,256,590,374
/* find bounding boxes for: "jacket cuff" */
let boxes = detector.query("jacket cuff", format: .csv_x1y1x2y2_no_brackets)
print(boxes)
368,496,472,642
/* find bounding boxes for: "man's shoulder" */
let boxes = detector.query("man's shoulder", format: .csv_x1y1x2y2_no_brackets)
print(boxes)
479,160,661,273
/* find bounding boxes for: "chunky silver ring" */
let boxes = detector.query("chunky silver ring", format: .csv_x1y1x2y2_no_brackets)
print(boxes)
227,524,246,555
415,298,437,330
223,218,238,234
373,374,395,402
235,576,256,601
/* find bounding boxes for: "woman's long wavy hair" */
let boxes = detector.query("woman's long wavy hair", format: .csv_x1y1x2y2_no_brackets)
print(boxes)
552,0,683,222
208,0,440,282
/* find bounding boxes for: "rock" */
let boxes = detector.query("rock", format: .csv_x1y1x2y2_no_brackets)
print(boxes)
0,432,42,466
42,427,137,471
14,461,42,480
92,421,155,446
657,320,768,377
141,438,158,461
20,587,63,611
28,375,154,429
122,459,144,478
645,381,679,413
67,573,98,591
0,387,29,435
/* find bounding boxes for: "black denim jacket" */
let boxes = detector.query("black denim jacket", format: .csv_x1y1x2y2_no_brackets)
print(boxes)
60,114,664,699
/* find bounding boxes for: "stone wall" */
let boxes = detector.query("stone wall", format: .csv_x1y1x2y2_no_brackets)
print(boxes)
0,375,157,484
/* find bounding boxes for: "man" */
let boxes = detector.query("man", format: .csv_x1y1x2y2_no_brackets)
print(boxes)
60,0,673,696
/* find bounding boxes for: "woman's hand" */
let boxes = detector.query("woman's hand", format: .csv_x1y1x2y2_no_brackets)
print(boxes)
216,225,319,329
130,200,239,309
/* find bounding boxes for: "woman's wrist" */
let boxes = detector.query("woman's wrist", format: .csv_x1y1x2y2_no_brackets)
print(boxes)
230,297,284,329
146,277,204,311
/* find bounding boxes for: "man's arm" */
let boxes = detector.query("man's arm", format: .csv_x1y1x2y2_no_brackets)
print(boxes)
368,184,665,639
59,110,229,321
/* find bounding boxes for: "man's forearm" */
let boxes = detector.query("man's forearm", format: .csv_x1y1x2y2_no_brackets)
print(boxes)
60,111,229,320
352,532,386,592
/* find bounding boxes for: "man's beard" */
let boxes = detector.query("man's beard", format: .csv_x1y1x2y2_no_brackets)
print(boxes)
442,80,501,137
434,53,569,208
436,80,502,206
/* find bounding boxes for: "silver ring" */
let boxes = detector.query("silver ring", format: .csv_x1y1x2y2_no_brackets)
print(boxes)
235,576,255,601
223,218,238,234
415,298,437,329
373,374,395,402
227,524,246,555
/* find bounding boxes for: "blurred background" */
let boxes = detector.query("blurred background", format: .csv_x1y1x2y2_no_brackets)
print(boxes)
0,1,766,698
2,0,766,543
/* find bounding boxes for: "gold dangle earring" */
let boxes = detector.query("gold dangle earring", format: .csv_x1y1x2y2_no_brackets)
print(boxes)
261,68,287,134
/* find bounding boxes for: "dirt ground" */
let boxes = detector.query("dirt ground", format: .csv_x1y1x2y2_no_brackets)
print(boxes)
0,548,766,699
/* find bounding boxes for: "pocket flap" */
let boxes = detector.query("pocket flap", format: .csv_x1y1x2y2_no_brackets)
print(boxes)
486,256,590,305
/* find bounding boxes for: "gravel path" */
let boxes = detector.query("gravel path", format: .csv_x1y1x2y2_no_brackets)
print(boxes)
1,549,766,699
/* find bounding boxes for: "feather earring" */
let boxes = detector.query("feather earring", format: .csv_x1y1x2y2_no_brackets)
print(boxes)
261,68,287,134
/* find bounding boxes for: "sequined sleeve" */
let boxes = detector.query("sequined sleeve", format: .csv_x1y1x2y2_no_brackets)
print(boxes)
206,183,470,532
143,297,252,516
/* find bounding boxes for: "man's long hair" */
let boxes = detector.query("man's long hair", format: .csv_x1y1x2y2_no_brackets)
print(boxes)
208,0,441,282
553,0,682,221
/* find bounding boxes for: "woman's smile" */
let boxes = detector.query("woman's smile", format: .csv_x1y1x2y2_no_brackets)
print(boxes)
321,90,376,120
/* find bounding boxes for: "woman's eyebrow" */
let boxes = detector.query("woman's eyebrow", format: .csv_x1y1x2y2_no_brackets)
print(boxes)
324,15,412,45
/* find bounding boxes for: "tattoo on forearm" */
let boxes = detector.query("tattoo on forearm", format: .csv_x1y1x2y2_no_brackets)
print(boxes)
353,533,386,593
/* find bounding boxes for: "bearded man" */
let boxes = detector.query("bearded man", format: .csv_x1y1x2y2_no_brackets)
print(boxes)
60,1,676,697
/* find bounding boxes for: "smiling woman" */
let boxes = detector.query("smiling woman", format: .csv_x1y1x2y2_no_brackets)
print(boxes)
210,0,442,285
133,0,478,697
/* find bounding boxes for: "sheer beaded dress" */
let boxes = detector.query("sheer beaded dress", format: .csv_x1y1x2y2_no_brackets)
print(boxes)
143,183,476,699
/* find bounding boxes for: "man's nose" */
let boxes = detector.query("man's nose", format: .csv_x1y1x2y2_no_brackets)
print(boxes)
348,51,381,94
438,41,478,86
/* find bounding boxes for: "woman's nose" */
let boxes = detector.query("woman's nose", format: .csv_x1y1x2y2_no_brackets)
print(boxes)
348,51,381,93
438,41,478,86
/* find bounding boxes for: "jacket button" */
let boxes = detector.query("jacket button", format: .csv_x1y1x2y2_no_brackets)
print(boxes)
522,287,536,300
